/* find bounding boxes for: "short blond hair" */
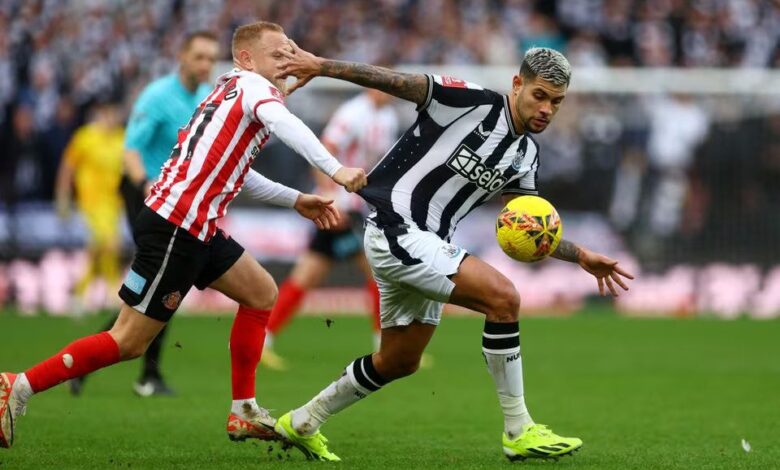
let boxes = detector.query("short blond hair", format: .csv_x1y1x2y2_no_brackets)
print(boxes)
232,21,284,58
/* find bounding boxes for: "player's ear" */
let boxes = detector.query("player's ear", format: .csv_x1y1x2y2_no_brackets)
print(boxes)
512,75,523,94
238,49,252,68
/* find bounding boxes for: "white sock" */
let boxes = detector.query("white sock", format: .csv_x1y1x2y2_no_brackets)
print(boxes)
264,332,275,349
291,354,386,435
14,373,33,404
482,322,533,439
231,397,261,418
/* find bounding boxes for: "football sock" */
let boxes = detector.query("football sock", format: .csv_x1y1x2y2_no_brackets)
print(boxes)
231,397,261,418
291,354,388,435
141,324,168,381
482,321,533,439
367,279,381,332
266,280,305,335
24,331,120,393
230,305,270,400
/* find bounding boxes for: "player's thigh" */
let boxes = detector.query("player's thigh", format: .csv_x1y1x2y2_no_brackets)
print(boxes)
208,251,277,310
449,255,520,320
288,251,333,289
109,303,166,360
119,209,204,323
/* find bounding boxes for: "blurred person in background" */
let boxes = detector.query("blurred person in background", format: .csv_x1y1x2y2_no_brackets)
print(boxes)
69,31,220,398
54,101,125,314
262,88,399,370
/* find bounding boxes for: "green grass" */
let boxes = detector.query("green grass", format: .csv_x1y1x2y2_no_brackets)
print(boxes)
0,311,778,469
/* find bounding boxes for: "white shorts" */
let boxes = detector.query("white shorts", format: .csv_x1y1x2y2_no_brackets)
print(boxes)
364,223,468,329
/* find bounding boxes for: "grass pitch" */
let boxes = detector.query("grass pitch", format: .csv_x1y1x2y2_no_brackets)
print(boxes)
0,311,777,469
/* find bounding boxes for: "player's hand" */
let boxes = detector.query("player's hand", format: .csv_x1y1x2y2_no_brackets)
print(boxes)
577,248,634,297
274,40,323,95
293,193,340,230
332,166,368,193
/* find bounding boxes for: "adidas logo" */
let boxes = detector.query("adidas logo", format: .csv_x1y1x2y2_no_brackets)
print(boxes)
447,145,506,192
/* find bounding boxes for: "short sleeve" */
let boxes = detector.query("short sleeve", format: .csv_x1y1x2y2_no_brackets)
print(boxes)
418,74,497,112
125,88,159,152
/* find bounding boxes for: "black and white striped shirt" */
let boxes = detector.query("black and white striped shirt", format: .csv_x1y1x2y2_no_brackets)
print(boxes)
360,74,540,241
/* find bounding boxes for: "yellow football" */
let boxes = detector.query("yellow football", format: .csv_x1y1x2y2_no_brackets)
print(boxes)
495,195,563,262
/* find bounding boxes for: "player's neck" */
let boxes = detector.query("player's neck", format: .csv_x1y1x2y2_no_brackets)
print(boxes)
505,94,526,135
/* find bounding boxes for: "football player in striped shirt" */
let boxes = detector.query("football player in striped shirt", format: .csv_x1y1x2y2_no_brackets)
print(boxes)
0,21,367,449
270,45,634,461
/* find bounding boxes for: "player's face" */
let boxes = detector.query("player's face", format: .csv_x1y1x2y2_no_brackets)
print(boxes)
512,75,566,134
246,31,293,90
180,38,219,85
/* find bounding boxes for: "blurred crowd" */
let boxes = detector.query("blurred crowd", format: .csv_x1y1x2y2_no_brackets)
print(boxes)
1,0,780,266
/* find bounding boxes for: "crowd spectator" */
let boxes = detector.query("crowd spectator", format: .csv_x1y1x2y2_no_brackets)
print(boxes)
0,0,779,267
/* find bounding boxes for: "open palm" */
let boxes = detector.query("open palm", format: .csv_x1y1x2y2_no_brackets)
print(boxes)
577,250,634,297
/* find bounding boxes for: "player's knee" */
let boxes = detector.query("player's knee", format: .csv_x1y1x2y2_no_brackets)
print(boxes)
114,335,149,361
486,280,521,322
243,284,278,311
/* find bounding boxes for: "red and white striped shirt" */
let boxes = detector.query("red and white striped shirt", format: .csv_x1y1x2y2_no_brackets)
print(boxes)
146,69,342,241
321,93,398,212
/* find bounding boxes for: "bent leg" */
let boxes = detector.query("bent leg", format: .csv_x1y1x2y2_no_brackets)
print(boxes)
449,255,532,439
22,303,163,397
209,252,275,407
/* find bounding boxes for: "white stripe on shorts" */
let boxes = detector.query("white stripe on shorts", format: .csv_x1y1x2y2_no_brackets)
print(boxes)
135,227,178,313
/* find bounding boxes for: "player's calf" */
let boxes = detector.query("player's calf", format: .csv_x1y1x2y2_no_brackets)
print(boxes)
372,351,421,380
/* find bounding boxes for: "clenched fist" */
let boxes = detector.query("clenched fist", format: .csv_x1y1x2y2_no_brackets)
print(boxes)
332,167,368,193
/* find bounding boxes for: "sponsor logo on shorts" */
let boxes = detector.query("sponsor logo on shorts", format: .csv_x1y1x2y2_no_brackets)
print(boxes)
162,291,182,310
442,244,462,258
123,269,147,295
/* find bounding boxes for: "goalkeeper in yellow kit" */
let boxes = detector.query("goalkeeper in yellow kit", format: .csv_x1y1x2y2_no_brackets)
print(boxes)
55,101,125,308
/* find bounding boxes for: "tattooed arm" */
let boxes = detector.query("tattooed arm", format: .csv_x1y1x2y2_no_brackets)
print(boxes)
275,41,428,105
499,194,634,296
551,239,582,263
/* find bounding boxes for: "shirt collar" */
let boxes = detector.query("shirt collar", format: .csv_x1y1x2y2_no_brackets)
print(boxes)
503,95,522,138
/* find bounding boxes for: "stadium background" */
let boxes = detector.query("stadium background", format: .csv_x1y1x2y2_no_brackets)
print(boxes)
1,0,780,318
0,1,779,468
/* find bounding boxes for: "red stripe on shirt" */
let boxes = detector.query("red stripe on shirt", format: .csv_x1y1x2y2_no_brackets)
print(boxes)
147,83,233,212
188,118,264,237
208,132,272,239
167,88,245,227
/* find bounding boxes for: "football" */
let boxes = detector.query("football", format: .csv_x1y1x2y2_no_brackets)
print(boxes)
495,195,563,262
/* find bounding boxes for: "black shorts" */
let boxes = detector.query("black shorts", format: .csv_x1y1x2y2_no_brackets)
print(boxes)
118,207,244,322
308,212,364,260
119,175,146,236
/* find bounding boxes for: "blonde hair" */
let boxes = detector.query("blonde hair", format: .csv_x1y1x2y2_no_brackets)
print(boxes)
231,21,284,58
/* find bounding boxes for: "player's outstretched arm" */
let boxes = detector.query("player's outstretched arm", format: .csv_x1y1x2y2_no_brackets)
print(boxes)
242,169,340,230
552,239,635,297
293,193,340,230
275,41,428,105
